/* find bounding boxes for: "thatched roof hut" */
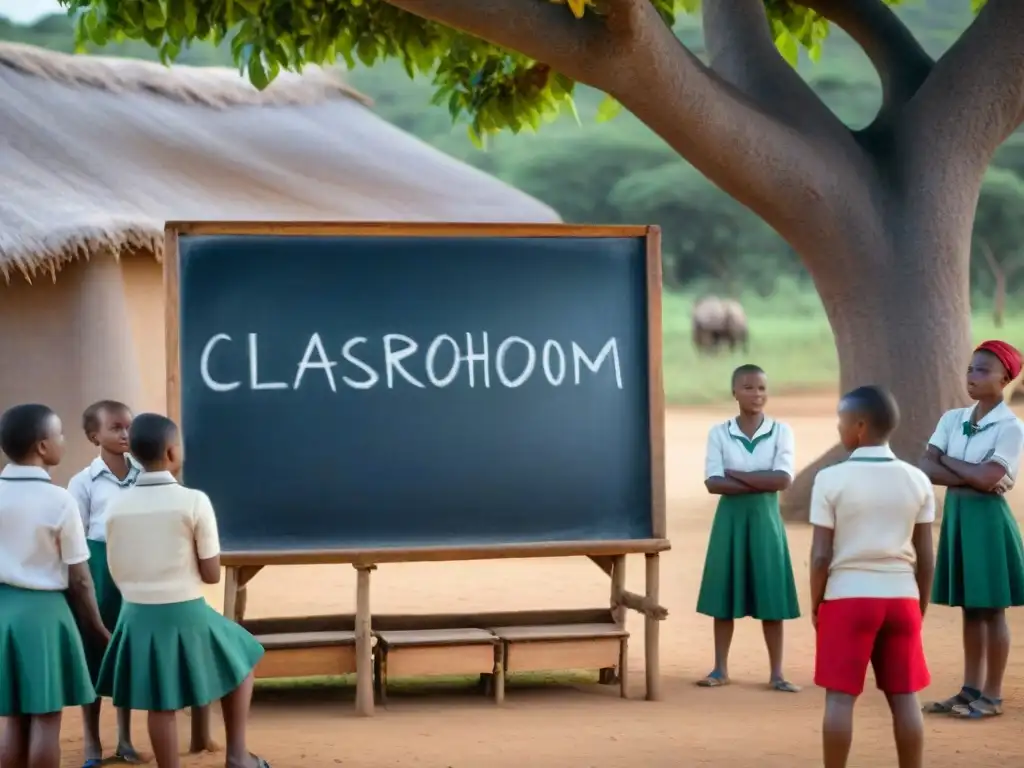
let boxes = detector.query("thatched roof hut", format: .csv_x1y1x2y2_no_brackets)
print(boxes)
0,43,559,477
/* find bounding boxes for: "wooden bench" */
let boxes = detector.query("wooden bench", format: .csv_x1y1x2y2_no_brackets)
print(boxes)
253,630,359,680
489,623,629,698
373,628,503,705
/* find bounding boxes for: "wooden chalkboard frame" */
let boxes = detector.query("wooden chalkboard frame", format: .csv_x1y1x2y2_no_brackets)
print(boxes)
164,221,668,567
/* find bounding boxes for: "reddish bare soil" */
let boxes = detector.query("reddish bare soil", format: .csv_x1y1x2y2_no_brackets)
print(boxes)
54,395,1024,766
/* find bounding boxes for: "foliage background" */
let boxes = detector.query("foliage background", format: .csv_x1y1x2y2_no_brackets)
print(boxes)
3,3,1023,403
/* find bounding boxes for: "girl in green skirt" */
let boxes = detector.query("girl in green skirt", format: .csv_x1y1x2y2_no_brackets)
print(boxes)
97,413,270,768
0,404,110,768
67,400,144,766
920,340,1024,719
695,364,801,692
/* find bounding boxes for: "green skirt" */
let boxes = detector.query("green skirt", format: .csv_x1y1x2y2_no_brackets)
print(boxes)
696,492,801,621
932,488,1024,609
83,539,123,682
0,584,96,716
96,598,264,711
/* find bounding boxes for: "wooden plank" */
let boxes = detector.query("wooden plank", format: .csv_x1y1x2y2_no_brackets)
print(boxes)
254,645,357,679
166,221,650,239
588,555,614,576
241,608,613,636
644,553,661,701
256,631,356,650
219,538,670,567
377,629,495,648
489,624,627,642
386,644,495,678
504,638,621,674
354,565,375,717
645,225,667,540
163,226,181,427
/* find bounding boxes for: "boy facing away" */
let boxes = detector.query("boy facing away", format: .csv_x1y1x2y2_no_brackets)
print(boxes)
809,386,935,768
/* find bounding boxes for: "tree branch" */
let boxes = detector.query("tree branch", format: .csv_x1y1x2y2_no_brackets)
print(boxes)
385,0,872,255
702,0,851,144
796,0,933,129
900,0,1024,169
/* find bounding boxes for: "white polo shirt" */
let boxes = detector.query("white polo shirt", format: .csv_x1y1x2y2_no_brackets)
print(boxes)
0,464,91,591
928,402,1024,490
67,455,142,542
106,471,221,605
704,416,796,479
810,445,935,600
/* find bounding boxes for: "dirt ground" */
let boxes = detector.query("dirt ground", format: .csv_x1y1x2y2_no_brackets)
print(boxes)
56,394,1024,766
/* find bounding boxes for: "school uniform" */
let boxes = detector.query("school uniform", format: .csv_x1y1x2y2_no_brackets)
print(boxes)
67,455,141,679
0,464,97,716
929,402,1024,608
96,471,264,711
810,446,933,696
696,417,800,620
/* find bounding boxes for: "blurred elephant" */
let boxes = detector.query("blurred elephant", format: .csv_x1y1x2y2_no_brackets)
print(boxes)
692,295,749,354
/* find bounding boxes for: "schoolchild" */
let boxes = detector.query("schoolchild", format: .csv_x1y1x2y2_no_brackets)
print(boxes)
0,404,108,768
97,413,270,768
696,364,801,691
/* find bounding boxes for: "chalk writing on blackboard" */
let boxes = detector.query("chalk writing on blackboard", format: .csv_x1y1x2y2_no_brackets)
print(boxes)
198,332,624,392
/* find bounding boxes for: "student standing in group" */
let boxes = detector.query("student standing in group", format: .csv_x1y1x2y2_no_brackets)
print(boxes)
696,364,801,692
811,386,934,768
920,340,1024,719
0,404,109,768
97,413,270,768
67,400,144,767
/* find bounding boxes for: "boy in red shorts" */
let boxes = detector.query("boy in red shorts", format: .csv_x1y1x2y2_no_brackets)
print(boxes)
810,385,935,768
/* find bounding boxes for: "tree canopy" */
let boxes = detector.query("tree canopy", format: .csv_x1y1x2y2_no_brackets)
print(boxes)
60,0,983,147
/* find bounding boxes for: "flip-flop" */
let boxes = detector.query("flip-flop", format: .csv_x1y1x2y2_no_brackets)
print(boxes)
952,696,1003,719
696,671,729,688
115,745,145,764
253,756,272,768
770,679,800,693
922,687,981,714
82,761,103,768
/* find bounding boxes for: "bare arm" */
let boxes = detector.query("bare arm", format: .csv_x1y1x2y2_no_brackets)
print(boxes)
912,522,934,617
67,562,110,643
725,469,792,493
197,553,221,585
809,526,834,626
939,455,1008,493
918,445,966,487
704,476,755,496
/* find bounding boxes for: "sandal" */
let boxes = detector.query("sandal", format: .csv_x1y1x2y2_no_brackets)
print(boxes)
696,670,730,688
922,686,980,714
82,761,103,768
770,678,800,693
115,745,145,764
953,696,1003,719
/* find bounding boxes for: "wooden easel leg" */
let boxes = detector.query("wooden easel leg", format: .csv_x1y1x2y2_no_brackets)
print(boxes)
644,553,661,701
355,564,376,717
493,643,505,705
611,554,628,698
223,566,239,621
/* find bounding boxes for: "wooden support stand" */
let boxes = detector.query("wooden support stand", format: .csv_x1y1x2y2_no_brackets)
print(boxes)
354,564,375,716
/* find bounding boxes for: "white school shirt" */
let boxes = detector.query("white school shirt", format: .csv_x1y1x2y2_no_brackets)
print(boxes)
810,445,935,600
704,416,796,480
106,471,221,605
0,464,91,591
927,402,1024,491
67,454,142,542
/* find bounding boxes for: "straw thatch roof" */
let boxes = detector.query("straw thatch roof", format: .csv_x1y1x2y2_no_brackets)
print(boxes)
0,43,559,280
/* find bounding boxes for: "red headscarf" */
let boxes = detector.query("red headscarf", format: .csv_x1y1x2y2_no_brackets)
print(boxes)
975,340,1023,380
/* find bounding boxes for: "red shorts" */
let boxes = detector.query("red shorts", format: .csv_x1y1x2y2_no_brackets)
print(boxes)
815,598,929,696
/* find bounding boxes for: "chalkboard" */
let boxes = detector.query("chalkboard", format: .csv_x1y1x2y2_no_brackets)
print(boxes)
167,223,664,557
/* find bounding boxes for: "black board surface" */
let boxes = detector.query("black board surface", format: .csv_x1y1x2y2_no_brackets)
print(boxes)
176,231,655,551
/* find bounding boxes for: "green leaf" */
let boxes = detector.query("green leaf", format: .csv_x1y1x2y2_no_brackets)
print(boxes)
596,94,622,123
247,53,270,90
775,31,799,68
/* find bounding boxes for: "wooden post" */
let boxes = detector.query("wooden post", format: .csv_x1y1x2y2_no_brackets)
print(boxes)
611,554,628,699
355,564,376,716
644,553,661,701
223,566,239,622
493,643,505,705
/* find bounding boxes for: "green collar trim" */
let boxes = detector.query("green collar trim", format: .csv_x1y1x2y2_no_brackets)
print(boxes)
728,421,776,454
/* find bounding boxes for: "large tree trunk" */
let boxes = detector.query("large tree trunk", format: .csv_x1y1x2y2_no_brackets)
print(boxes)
781,222,974,521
